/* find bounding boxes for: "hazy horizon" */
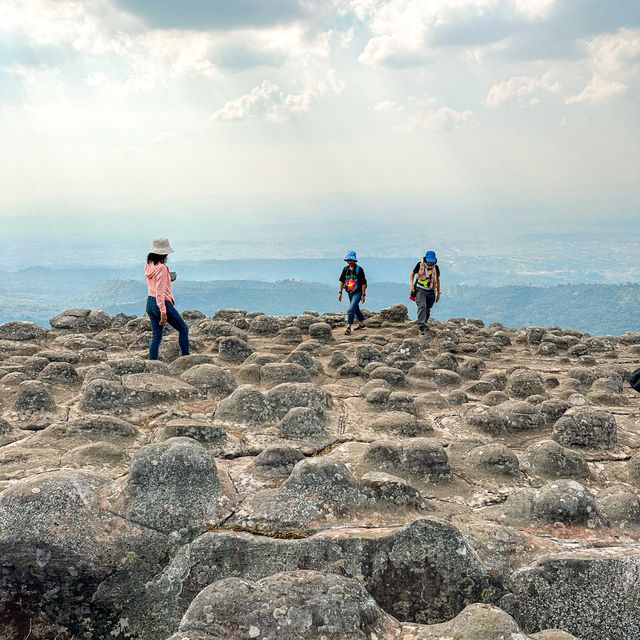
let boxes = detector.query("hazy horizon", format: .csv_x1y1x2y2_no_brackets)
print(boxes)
1,1,639,209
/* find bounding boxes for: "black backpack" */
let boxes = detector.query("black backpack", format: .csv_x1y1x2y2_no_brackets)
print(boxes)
631,368,640,394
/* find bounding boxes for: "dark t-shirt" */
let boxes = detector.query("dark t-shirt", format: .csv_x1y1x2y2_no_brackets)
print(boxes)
412,262,440,289
340,265,367,293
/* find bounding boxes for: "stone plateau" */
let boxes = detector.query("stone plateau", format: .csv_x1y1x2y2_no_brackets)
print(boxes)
0,308,639,640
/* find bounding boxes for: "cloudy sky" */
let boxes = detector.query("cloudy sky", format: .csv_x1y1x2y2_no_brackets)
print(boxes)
0,0,638,209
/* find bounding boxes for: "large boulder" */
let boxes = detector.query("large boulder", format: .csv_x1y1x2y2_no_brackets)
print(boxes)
465,443,520,476
276,326,303,344
284,350,322,374
180,364,237,395
122,373,198,406
369,365,407,387
44,414,138,449
215,385,271,424
308,322,333,342
214,308,247,322
249,446,305,479
279,407,326,439
461,404,507,435
406,603,578,640
365,411,432,437
355,345,383,368
38,361,80,385
50,309,111,332
230,457,425,535
0,321,46,341
431,351,458,371
265,383,332,420
596,485,640,528
261,362,311,385
627,453,640,485
167,570,402,640
363,439,452,483
249,315,281,336
79,377,125,411
115,438,234,534
14,380,55,413
192,319,245,340
458,357,486,380
539,399,570,424
379,304,409,323
503,551,640,640
168,354,218,376
110,518,490,639
531,480,598,525
0,470,165,637
219,336,254,363
500,401,545,431
520,441,590,479
506,369,545,398
552,407,617,449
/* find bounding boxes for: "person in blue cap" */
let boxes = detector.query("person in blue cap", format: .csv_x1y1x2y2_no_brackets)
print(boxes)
410,250,441,335
339,251,367,335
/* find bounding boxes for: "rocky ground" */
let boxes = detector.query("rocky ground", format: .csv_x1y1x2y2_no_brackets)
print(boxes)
0,305,639,640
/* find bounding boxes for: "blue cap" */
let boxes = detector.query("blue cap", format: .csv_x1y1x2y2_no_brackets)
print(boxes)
344,251,358,262
425,250,437,263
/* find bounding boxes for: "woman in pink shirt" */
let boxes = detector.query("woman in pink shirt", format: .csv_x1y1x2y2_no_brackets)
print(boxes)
145,237,190,360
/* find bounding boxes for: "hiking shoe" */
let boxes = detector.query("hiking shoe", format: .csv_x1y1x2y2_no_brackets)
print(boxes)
418,326,426,336
345,326,352,335
354,324,366,331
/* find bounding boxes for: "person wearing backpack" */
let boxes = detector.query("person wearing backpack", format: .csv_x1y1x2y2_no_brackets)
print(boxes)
410,250,441,335
338,251,367,335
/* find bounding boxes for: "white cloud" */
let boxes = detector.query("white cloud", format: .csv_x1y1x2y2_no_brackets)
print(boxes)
565,76,628,105
0,0,132,56
483,28,640,109
211,70,344,123
376,95,477,131
586,27,640,74
561,28,639,106
211,80,281,121
405,98,477,131
354,0,561,68
0,0,343,101
353,0,640,69
512,0,556,19
3,63,65,100
374,100,402,113
485,73,561,107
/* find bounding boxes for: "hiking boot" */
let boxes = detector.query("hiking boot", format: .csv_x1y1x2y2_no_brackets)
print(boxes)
354,324,366,331
345,326,352,335
418,326,426,336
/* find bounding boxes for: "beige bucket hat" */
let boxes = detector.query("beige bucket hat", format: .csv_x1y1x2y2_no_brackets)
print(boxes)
149,237,175,255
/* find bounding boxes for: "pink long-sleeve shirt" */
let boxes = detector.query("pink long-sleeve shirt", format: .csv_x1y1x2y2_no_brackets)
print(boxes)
145,262,174,313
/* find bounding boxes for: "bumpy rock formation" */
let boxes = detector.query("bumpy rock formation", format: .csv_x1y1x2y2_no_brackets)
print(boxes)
0,310,638,640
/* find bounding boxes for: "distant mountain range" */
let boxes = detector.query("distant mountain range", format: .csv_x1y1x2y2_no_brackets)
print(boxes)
1,257,638,335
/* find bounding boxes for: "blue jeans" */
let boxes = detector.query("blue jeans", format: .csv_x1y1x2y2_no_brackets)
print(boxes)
347,291,365,325
146,296,190,360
